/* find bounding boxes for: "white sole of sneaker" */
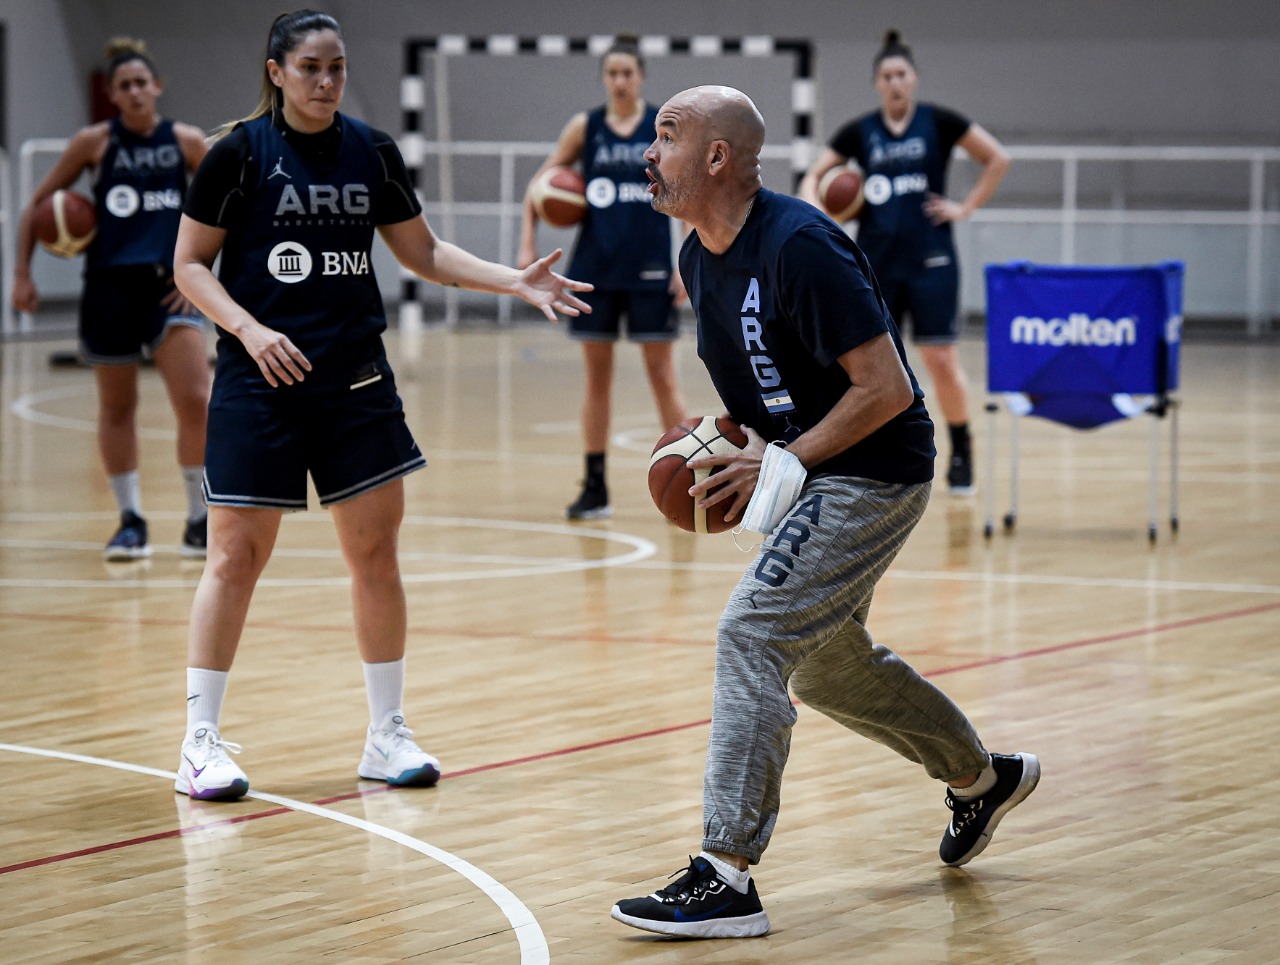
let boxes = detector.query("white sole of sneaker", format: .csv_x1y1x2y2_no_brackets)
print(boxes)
610,905,770,938
357,759,441,787
180,545,208,560
945,753,1041,867
104,546,153,561
566,507,612,520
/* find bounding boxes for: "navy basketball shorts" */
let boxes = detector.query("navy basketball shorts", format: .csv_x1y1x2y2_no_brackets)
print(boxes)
79,264,206,365
569,288,678,343
878,252,961,346
203,358,426,511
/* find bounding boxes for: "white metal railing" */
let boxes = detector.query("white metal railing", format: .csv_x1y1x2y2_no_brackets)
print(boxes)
0,147,13,337
397,140,795,324
986,145,1280,334
6,139,1277,336
404,140,1279,332
6,138,74,336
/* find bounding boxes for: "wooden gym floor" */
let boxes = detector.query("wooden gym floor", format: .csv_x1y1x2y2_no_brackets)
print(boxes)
1,321,1278,963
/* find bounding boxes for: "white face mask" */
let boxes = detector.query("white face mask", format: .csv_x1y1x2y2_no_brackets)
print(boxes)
737,442,807,536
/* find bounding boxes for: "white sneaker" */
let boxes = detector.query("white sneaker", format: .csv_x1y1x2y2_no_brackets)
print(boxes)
175,723,249,801
357,711,441,787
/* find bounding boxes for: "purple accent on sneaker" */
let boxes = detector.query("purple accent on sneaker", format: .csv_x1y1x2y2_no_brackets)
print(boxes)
183,753,207,779
187,777,248,801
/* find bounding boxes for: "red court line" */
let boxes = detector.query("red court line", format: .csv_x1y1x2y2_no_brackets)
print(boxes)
4,599,1276,877
923,600,1280,678
0,807,292,875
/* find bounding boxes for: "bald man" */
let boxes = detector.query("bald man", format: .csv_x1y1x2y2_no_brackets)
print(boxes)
610,87,1039,939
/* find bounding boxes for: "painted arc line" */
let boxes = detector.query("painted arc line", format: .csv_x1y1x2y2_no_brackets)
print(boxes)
0,537,621,566
0,741,549,965
0,514,657,589
10,384,178,440
12,386,634,466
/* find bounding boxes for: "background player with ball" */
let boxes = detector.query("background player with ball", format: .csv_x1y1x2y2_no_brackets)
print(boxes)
611,85,1038,939
800,29,1010,495
11,38,212,560
519,34,688,520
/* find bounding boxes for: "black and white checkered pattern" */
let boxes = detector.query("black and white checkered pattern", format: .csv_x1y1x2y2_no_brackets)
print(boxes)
398,34,815,318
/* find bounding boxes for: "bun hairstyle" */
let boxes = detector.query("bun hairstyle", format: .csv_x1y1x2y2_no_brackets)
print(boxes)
873,29,914,73
104,36,159,82
603,32,645,72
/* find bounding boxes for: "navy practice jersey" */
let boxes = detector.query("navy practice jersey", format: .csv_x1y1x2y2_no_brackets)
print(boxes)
184,112,420,391
680,189,934,483
568,105,671,291
89,118,187,270
828,103,970,279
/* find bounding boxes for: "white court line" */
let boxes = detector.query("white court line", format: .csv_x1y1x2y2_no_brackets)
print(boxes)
621,558,1280,596
13,386,1279,476
0,537,615,566
0,742,549,965
2,511,1275,597
0,513,656,589
885,568,1280,596
10,384,175,439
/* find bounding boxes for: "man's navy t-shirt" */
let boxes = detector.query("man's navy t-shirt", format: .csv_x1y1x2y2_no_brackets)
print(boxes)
680,188,934,483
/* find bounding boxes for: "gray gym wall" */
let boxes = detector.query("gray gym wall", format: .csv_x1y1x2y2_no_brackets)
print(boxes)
5,0,1279,325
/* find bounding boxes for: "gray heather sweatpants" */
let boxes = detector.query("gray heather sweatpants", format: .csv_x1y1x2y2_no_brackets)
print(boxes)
701,475,989,864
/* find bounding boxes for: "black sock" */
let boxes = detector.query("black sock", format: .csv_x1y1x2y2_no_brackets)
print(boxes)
948,423,971,457
585,452,606,487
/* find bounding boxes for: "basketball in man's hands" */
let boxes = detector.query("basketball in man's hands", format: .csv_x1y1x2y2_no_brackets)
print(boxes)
34,189,97,257
648,416,749,534
531,166,587,227
818,167,864,222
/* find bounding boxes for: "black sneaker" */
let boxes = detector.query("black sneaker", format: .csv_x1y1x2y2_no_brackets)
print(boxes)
181,516,208,560
940,752,1040,867
565,481,611,520
104,511,151,561
610,855,770,938
947,449,976,496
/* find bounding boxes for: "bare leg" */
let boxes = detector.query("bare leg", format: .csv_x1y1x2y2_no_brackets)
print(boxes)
640,341,687,430
580,340,615,453
187,505,283,670
330,480,407,664
94,364,141,475
151,325,210,468
917,343,970,427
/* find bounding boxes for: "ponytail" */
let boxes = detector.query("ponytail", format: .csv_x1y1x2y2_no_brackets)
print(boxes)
212,9,342,140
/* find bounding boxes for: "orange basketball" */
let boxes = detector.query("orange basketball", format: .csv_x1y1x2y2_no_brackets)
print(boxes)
818,167,865,222
648,416,749,534
33,189,97,258
531,166,587,228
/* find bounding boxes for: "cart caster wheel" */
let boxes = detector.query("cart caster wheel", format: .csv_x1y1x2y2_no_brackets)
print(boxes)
983,522,994,539
1148,525,1158,545
1170,517,1179,534
1002,513,1016,533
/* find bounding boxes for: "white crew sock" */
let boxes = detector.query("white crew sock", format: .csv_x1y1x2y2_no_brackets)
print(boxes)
108,470,142,517
700,850,751,894
181,465,207,523
363,657,406,729
186,667,229,734
949,761,998,799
